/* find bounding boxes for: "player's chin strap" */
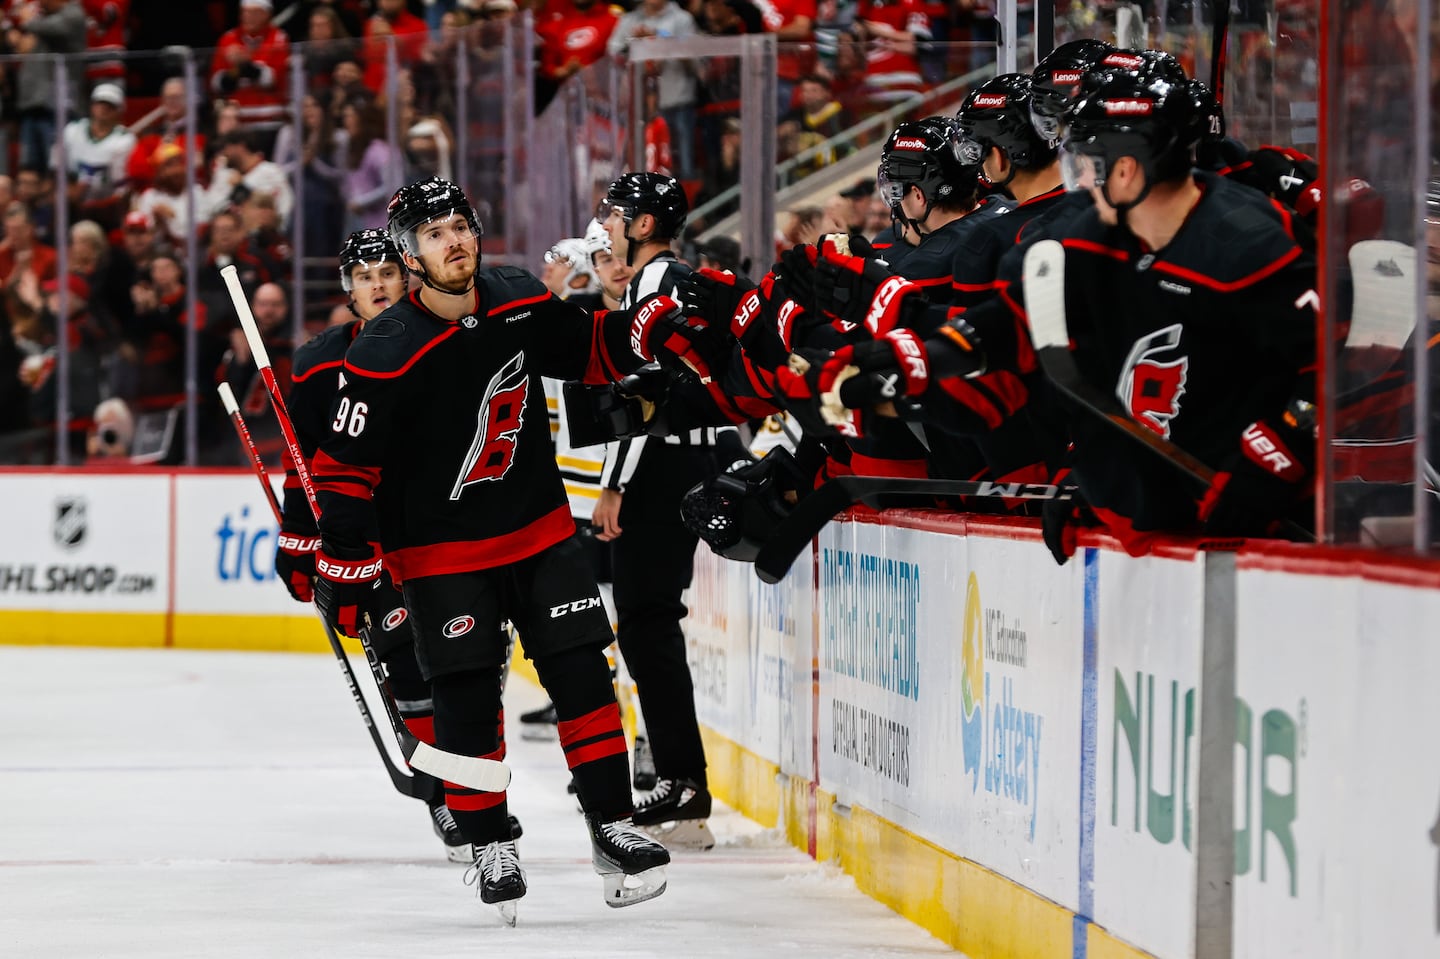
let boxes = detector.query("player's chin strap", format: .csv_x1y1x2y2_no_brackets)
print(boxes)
891,185,939,240
414,262,477,297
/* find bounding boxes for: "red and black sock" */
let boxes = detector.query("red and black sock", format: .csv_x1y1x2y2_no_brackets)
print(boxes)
534,644,632,819
431,666,511,844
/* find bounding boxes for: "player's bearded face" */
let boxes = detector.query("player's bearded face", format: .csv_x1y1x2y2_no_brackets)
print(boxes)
416,213,478,286
351,262,407,321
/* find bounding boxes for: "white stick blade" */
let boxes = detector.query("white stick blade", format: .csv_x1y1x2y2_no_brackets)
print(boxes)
409,740,512,792
217,381,239,414
222,264,272,369
1023,239,1069,350
1347,240,1418,350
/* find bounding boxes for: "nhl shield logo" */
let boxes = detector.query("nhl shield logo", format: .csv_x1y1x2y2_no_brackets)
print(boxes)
54,497,87,550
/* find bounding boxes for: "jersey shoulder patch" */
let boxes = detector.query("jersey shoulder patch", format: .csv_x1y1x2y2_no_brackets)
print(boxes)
291,321,354,380
1183,174,1302,284
480,265,549,312
345,301,447,376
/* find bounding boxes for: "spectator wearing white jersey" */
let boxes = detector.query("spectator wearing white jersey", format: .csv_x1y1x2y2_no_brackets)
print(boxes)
56,83,136,230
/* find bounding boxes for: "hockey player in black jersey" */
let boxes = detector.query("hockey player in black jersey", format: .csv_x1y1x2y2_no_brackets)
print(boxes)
1032,70,1318,552
274,229,488,864
310,177,670,922
592,171,735,851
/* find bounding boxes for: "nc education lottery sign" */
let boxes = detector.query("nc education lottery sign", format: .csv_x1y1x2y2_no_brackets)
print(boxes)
815,520,1083,911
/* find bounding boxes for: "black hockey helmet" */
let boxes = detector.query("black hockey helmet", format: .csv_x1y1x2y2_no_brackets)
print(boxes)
1030,37,1117,130
339,229,403,293
603,171,689,240
1061,71,1201,210
386,175,484,263
680,447,809,562
955,74,1058,187
878,117,982,230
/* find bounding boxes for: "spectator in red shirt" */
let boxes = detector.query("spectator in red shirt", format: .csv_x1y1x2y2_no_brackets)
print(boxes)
210,0,291,139
535,0,619,112
756,0,817,110
125,77,207,194
83,0,128,86
0,203,59,294
362,0,430,95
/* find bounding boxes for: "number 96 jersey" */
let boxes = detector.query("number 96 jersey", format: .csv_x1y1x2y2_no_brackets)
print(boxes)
314,265,640,582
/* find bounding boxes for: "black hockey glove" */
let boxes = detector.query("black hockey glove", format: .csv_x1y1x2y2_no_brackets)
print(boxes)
274,524,319,604
1041,483,1096,567
818,329,932,412
813,240,927,337
313,540,386,638
628,293,735,386
679,267,757,338
1198,412,1314,537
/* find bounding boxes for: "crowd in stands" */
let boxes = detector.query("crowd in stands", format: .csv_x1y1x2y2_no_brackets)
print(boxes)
0,0,1176,468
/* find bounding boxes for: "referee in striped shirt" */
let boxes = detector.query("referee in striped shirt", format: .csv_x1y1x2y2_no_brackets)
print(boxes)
591,173,737,847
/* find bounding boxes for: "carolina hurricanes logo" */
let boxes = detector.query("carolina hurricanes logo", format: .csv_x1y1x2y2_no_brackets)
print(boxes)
565,26,599,49
442,615,475,638
450,352,529,498
1117,324,1189,439
382,608,408,631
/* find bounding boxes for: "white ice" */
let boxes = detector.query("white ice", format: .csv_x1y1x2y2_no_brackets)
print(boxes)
0,646,957,957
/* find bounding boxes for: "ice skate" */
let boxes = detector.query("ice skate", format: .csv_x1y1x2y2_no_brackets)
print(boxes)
518,701,558,741
463,839,526,926
631,734,657,791
428,800,473,863
631,777,715,850
587,815,670,908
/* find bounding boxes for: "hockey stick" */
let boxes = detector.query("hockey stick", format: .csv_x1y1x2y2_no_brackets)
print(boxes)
1022,240,1309,539
219,383,439,800
753,476,1075,584
1210,0,1230,138
222,266,510,793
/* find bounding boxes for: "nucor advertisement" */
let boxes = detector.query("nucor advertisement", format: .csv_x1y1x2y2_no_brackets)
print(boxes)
1233,570,1440,959
814,521,1083,912
0,474,167,611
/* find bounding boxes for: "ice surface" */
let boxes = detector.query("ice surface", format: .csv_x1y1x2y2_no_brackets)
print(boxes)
0,646,958,958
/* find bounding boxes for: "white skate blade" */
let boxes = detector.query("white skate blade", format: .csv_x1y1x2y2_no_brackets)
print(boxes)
445,842,474,864
642,818,715,851
497,901,518,927
601,864,667,908
518,726,559,743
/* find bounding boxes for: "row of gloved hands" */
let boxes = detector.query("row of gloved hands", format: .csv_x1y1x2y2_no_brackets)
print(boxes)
626,234,982,440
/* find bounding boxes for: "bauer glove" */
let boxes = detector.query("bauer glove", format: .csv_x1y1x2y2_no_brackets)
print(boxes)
1198,412,1314,537
819,328,932,411
313,540,386,638
274,524,319,603
628,293,735,385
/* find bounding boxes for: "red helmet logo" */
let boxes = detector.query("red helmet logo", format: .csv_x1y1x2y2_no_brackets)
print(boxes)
891,137,928,151
1117,324,1188,438
973,94,1008,108
1101,98,1154,116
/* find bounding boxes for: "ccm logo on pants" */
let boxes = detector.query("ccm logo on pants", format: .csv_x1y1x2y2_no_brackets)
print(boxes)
550,597,602,619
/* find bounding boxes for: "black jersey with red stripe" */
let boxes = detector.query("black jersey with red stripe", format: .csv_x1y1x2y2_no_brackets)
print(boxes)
314,265,638,581
280,320,358,535
1023,171,1318,530
893,195,1016,316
